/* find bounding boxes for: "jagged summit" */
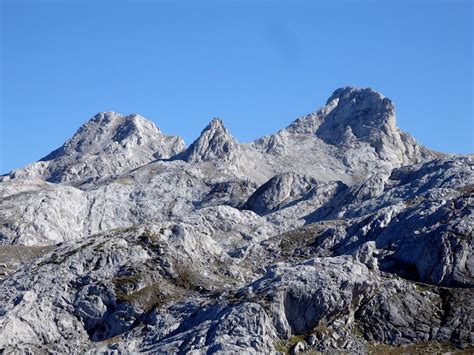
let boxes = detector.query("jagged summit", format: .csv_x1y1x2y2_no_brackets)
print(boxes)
325,86,384,104
285,87,393,138
176,117,240,163
249,87,437,184
8,111,185,183
209,117,224,127
41,112,166,161
315,86,396,147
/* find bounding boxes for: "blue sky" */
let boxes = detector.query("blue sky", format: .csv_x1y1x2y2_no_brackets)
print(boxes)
1,0,472,173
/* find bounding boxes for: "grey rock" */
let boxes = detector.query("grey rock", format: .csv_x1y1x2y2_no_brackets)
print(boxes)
0,87,471,354
244,172,318,215
316,87,434,166
306,156,474,287
248,87,439,186
291,341,306,354
5,112,185,184
175,118,240,164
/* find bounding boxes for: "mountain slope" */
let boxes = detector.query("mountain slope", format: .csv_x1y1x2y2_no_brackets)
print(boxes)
0,87,471,354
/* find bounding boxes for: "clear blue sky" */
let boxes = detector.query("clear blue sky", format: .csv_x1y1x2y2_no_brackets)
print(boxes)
1,0,472,173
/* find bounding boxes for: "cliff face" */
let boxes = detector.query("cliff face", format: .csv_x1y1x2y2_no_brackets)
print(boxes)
0,87,472,354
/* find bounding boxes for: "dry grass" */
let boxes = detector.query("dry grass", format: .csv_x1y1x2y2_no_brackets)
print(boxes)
0,244,56,264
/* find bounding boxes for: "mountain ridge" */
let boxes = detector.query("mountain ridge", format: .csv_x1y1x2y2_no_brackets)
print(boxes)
3,86,439,187
0,86,471,354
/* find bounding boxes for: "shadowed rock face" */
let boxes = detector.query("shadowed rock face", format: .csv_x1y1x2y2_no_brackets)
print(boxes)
314,87,435,166
0,87,472,354
244,172,319,215
316,87,396,145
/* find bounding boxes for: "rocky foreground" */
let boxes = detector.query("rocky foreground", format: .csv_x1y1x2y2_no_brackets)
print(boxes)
0,87,472,354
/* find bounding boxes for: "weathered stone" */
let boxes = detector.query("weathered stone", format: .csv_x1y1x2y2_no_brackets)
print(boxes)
0,87,471,354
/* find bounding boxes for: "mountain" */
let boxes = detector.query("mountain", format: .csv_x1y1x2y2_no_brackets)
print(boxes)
246,87,438,185
175,117,240,163
0,87,472,354
5,112,185,184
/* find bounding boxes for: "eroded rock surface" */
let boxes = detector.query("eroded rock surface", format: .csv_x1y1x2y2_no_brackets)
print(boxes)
0,87,472,354
4,112,185,184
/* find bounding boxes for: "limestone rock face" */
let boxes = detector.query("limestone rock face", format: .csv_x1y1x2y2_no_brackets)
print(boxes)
244,172,319,215
0,87,472,354
315,87,434,165
303,156,474,287
176,118,240,164
5,112,185,184
249,87,439,185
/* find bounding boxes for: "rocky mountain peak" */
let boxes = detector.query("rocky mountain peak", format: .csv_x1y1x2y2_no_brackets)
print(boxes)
9,111,185,183
325,86,386,105
284,87,392,137
40,112,167,161
315,87,437,165
249,87,437,184
315,87,396,146
40,111,123,161
208,117,225,129
177,117,239,163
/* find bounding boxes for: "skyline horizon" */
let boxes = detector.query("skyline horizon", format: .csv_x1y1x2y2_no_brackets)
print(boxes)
2,83,470,176
1,0,472,173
